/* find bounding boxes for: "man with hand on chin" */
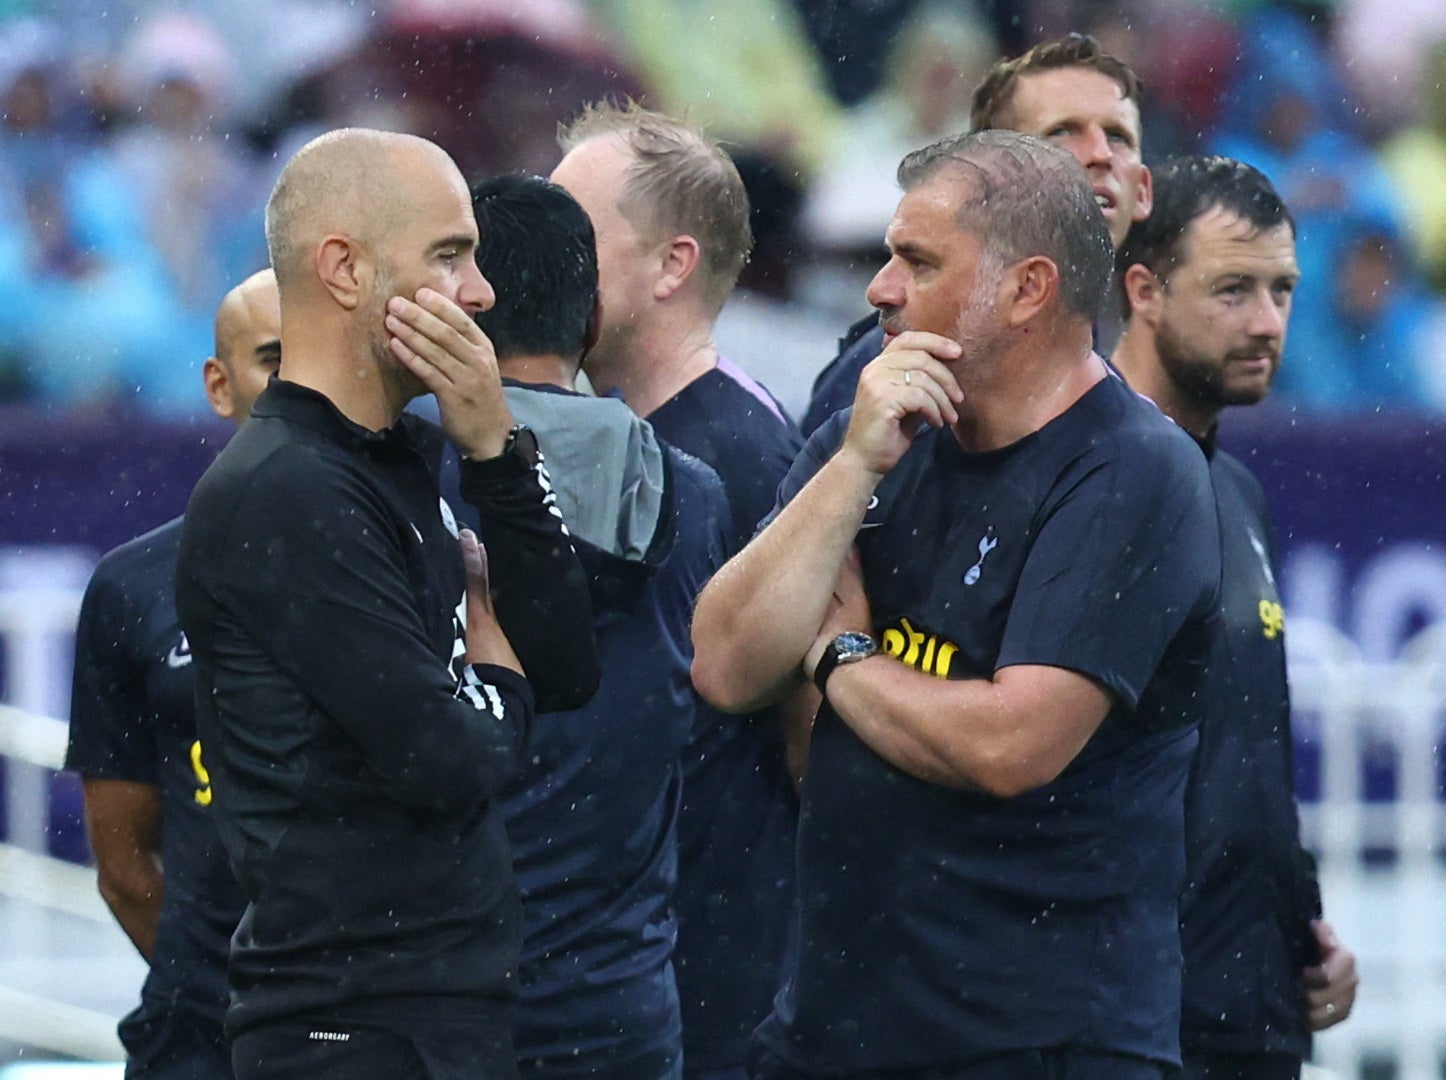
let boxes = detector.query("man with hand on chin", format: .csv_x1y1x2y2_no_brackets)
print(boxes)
692,130,1221,1079
176,128,596,1080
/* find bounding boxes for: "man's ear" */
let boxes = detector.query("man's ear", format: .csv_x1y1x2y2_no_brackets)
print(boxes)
1002,255,1058,328
1123,263,1164,327
316,235,365,310
654,235,701,301
1133,165,1154,223
203,357,235,421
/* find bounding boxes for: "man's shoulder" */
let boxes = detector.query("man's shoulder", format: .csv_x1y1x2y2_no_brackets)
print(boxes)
1073,376,1210,472
91,516,185,589
194,416,359,507
683,362,802,443
1210,446,1271,511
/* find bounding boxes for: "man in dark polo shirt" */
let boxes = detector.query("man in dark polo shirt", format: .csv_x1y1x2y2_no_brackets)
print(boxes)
1111,155,1359,1080
67,269,279,1079
692,130,1221,1079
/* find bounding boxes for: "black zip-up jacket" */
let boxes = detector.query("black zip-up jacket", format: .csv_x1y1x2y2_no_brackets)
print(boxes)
1180,442,1322,1060
175,379,597,1040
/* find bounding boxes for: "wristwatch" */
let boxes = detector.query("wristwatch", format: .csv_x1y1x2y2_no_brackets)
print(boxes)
466,425,540,478
813,631,879,695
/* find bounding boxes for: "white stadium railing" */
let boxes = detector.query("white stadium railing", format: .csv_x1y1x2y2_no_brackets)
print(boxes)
0,574,1442,1075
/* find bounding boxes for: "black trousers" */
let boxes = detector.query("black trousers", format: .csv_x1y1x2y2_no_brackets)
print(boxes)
232,1011,518,1080
1176,1051,1301,1080
748,1046,1167,1080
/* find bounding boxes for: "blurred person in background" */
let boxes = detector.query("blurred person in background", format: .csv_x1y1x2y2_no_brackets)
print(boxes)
0,19,183,412
585,0,842,298
1382,38,1446,294
1208,5,1426,411
802,31,1153,436
472,172,729,1080
98,13,269,391
550,101,807,1080
65,268,279,1080
1111,155,1359,1080
801,2,998,307
1282,216,1439,411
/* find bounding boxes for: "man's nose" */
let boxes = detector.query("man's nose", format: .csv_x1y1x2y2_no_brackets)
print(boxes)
459,260,496,314
1074,125,1112,168
866,259,904,310
1249,295,1287,339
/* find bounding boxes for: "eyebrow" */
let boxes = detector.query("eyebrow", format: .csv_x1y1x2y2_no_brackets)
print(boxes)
256,339,282,361
429,233,478,256
891,239,934,262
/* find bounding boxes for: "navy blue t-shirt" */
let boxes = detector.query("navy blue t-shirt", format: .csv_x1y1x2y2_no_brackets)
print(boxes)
1180,446,1321,1060
500,448,729,1078
66,518,247,1066
647,359,804,1071
756,374,1222,1073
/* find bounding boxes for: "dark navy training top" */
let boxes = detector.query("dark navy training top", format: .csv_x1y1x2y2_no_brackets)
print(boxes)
1180,442,1321,1060
67,518,246,1068
755,373,1223,1073
647,359,804,1072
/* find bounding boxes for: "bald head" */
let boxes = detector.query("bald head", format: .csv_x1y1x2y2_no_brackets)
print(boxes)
264,128,465,295
205,268,281,424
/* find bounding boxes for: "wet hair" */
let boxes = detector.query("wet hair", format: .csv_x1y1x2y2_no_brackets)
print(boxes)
558,100,752,316
471,174,598,363
1115,155,1294,312
969,33,1142,135
897,129,1114,321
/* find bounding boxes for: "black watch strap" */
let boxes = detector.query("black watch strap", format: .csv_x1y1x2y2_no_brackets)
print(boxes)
813,631,879,695
464,425,540,479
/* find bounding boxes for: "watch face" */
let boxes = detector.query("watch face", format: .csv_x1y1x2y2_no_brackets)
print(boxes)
834,631,877,660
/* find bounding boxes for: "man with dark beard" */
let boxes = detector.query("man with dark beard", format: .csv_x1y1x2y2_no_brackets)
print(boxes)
1111,155,1358,1080
175,129,597,1080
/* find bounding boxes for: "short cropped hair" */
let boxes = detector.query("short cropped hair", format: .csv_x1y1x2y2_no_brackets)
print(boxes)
558,101,752,316
1115,155,1294,313
970,33,1142,135
898,130,1114,321
471,174,598,363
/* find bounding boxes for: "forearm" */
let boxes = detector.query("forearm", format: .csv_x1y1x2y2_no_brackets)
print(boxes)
464,460,599,711
81,779,165,962
823,661,1109,797
692,447,880,713
97,859,164,961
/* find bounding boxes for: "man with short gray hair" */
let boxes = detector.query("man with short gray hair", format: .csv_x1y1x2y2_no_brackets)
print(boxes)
691,130,1223,1078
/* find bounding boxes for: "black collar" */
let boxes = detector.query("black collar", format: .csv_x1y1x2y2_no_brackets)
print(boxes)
252,377,442,460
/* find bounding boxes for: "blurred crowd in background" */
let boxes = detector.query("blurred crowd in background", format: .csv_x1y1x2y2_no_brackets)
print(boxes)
1,0,1445,420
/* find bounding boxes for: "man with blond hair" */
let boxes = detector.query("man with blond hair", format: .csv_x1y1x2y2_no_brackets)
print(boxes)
552,102,805,1079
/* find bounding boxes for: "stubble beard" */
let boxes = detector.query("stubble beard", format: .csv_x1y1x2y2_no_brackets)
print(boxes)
365,263,427,402
949,262,1007,369
1155,316,1275,411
